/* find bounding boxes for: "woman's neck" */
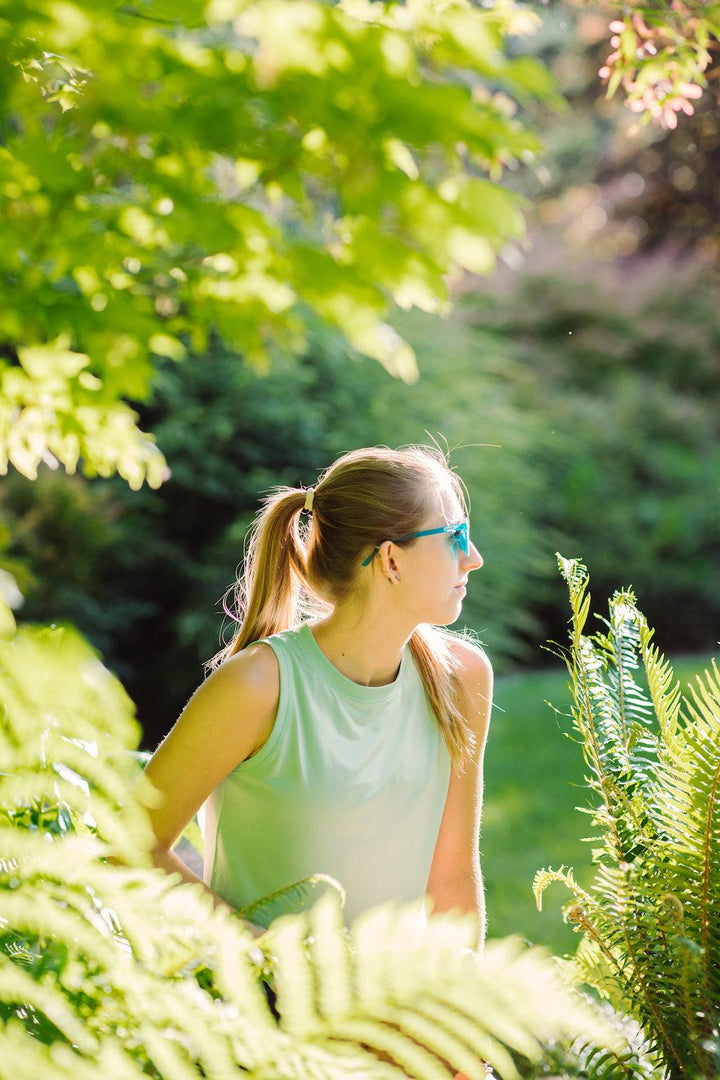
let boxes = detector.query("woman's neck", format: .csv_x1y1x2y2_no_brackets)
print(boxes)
311,599,414,687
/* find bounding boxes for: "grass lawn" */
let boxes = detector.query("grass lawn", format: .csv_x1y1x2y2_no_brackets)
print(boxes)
482,653,717,957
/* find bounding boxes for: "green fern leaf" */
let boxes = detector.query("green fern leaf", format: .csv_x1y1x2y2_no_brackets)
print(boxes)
330,1015,455,1080
238,872,346,930
639,628,682,750
543,561,720,1080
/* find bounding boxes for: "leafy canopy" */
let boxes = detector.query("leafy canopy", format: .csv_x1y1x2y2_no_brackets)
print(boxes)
0,0,557,488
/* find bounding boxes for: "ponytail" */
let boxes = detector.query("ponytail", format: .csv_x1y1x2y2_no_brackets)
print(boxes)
209,487,322,668
409,626,476,765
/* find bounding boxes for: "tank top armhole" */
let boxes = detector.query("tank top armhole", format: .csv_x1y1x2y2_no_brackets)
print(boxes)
229,637,290,775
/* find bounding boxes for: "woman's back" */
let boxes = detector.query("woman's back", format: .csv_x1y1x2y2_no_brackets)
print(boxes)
204,623,451,925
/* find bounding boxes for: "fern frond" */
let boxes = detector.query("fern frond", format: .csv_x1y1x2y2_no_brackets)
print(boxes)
413,997,523,1069
131,988,238,1080
238,872,346,930
556,554,592,641
353,906,621,1077
528,1012,664,1080
211,917,280,1039
638,622,682,749
268,910,322,1038
0,959,96,1051
543,562,720,1080
649,658,720,1062
316,1038,411,1080
532,865,594,912
138,1027,203,1080
0,1021,151,1080
0,892,119,967
388,1003,499,1080
574,1043,645,1080
329,1016,456,1080
308,877,354,1022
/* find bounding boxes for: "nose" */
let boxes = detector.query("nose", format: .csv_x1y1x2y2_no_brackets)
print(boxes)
463,542,483,572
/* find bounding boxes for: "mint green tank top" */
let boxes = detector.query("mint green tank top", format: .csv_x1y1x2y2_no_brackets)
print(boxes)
204,623,451,925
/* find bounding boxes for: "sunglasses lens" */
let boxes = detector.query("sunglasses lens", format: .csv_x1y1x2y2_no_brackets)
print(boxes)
451,524,469,556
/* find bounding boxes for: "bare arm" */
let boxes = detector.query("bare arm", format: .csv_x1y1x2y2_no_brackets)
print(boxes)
426,640,493,949
140,643,280,935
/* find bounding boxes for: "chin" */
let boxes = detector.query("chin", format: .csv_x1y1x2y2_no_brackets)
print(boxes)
419,594,464,627
437,606,463,628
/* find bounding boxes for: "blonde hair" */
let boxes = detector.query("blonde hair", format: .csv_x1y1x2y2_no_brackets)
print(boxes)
210,445,476,763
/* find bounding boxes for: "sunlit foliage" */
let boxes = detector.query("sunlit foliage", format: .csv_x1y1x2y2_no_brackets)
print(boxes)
0,0,557,487
0,598,620,1078
535,557,720,1079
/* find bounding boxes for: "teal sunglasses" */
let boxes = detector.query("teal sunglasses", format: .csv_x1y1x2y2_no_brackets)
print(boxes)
362,521,469,567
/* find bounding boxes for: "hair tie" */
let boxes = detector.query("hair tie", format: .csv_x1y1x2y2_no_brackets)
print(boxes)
303,487,315,512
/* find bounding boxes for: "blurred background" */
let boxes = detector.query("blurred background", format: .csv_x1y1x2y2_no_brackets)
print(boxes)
1,1,718,952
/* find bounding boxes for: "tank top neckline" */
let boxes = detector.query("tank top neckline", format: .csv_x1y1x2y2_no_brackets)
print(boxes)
299,622,409,703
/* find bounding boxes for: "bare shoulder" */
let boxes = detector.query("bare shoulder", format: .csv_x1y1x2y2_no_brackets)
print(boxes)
148,641,280,779
448,636,493,742
448,635,493,688
197,642,280,743
215,641,280,701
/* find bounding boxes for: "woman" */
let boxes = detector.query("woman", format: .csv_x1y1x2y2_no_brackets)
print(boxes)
144,445,492,944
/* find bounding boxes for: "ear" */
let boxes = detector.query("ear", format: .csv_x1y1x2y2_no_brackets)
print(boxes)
378,540,399,577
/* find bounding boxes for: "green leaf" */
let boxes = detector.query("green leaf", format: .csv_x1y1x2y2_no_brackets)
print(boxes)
237,873,346,929
18,344,90,381
0,595,17,640
148,334,187,361
606,68,623,101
